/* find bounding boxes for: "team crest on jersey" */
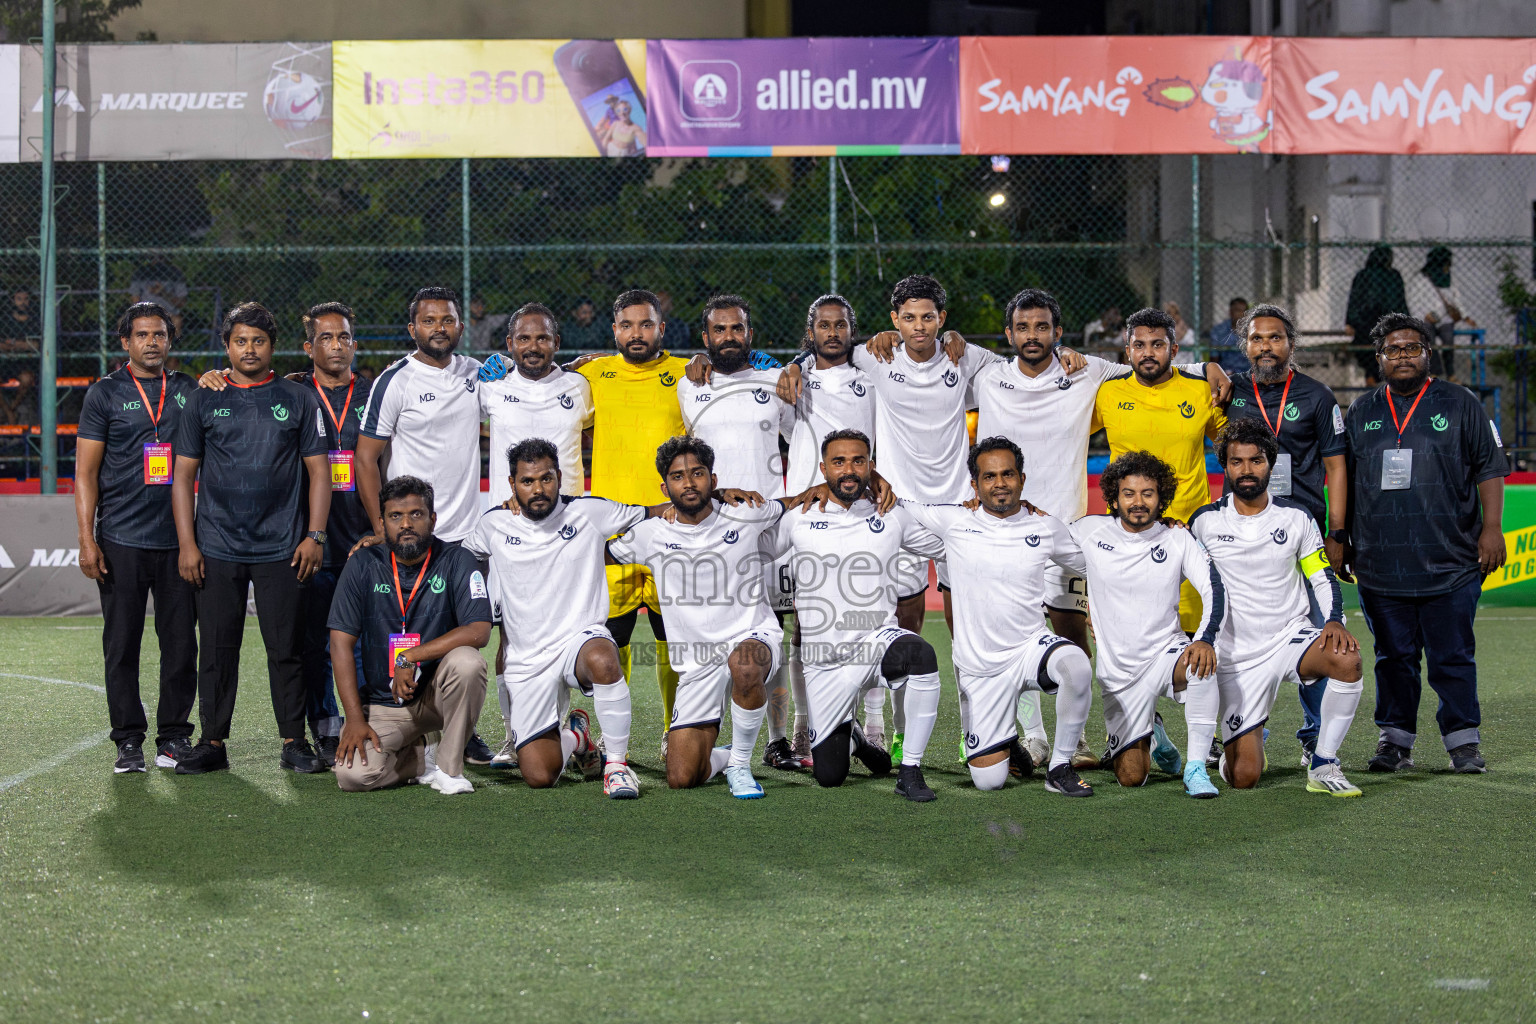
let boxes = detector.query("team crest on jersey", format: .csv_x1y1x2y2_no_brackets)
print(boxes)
558,393,574,410
965,731,979,749
723,530,740,544
1271,528,1287,544
428,575,445,594
271,403,289,422
1150,544,1167,563
559,524,578,540
174,393,186,408
1177,400,1195,419
1226,713,1244,732
354,405,365,419
942,369,960,388
753,389,770,404
1025,534,1041,547
1055,376,1072,390
866,516,885,533
1106,732,1120,750
464,379,477,393
849,381,867,397
659,372,678,387
1431,414,1448,431
1284,402,1300,421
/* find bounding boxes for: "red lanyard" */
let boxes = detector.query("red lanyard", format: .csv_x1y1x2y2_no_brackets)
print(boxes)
313,373,356,440
227,371,275,388
1385,378,1432,447
1251,371,1292,438
129,370,168,442
391,548,432,631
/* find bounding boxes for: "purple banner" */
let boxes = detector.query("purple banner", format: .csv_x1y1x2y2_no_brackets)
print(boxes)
646,37,959,155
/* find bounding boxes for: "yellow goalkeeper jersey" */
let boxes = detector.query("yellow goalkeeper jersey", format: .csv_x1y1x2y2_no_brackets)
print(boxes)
577,351,689,507
1093,368,1226,523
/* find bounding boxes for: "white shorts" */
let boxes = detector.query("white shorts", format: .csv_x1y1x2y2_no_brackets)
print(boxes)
801,625,913,748
1217,623,1322,742
1101,638,1190,759
1043,563,1088,615
670,626,784,731
507,626,614,750
957,628,1075,760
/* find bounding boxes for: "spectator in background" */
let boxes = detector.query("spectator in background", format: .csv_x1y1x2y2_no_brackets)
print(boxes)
1344,246,1407,384
129,259,189,318
561,297,608,350
1081,305,1123,347
1,288,38,352
466,296,508,352
1207,296,1249,375
1407,246,1475,380
1163,301,1196,349
0,368,38,425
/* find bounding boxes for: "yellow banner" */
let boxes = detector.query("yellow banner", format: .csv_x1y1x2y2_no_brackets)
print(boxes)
1484,523,1536,590
332,39,647,158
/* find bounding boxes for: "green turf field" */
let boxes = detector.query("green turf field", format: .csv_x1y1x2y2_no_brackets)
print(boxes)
2,612,1532,1024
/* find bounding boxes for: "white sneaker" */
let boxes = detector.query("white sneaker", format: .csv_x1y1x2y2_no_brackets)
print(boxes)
603,761,641,799
567,709,603,780
791,726,814,768
1023,736,1050,769
1306,761,1362,798
423,742,439,775
659,733,669,763
413,767,441,787
864,722,886,750
430,772,474,795
490,736,518,768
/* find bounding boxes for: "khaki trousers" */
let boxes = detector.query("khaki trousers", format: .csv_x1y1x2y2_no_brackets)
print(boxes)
335,646,487,791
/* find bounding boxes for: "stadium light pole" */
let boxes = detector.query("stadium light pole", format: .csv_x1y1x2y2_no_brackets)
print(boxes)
38,0,58,494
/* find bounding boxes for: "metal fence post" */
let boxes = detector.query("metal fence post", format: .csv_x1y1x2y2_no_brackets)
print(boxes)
1190,154,1202,359
828,155,838,294
461,158,472,337
97,162,106,377
39,0,58,493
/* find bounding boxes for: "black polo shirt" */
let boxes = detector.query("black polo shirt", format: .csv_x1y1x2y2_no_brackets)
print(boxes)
175,374,327,563
1345,379,1509,596
1225,369,1346,531
292,370,375,569
77,368,198,550
327,538,492,704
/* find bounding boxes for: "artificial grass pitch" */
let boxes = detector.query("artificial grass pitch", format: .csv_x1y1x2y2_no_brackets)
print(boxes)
1,613,1533,1023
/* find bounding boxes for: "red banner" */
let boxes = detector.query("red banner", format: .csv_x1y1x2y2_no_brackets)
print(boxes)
1270,38,1536,154
961,36,1276,155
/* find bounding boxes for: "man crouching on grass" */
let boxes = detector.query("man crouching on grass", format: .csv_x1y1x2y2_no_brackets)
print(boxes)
329,476,492,794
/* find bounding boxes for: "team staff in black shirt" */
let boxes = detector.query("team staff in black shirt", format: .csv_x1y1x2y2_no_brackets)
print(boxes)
1342,313,1508,775
171,302,334,775
75,302,200,773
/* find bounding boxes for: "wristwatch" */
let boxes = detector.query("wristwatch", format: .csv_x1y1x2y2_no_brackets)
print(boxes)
395,651,412,670
306,530,327,545
1328,529,1347,543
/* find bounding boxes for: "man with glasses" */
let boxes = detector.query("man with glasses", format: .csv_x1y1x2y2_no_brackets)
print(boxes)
1341,314,1508,775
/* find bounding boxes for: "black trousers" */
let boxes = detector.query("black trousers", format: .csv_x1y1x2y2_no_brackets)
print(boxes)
195,556,307,742
96,539,198,746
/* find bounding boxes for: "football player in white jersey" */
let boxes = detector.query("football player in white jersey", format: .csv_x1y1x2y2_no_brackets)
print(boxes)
1189,420,1364,797
761,428,947,802
609,436,784,799
899,437,1097,796
1068,452,1226,798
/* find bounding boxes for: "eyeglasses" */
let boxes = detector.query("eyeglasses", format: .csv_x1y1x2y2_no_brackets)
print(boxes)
1380,342,1427,360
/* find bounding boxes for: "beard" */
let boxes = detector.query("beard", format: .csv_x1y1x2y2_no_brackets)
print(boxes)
1231,475,1268,500
522,496,556,522
709,343,749,374
386,531,430,561
1251,357,1290,384
831,473,865,502
672,489,710,516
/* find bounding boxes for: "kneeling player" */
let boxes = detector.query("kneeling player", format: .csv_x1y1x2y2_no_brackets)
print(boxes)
1191,420,1364,796
900,437,1096,795
1070,452,1226,797
609,436,781,798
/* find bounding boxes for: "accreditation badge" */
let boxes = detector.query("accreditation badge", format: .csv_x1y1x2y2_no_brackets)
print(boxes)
143,442,172,485
329,449,355,491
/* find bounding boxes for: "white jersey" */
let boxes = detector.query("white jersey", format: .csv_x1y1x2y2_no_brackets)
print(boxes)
361,351,485,542
1068,516,1225,691
785,359,876,495
868,342,1001,504
677,368,794,498
479,366,593,505
463,497,644,676
1189,494,1340,666
974,354,1128,521
608,501,784,679
762,498,943,666
900,502,1087,677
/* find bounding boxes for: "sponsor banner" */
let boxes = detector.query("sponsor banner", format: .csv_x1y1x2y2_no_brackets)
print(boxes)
20,42,331,161
1484,522,1536,592
646,37,959,156
961,36,1275,154
331,39,648,158
1271,38,1536,154
0,46,17,163
0,498,99,616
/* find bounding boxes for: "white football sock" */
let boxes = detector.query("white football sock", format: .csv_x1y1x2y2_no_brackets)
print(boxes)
707,745,731,782
1046,647,1094,769
1315,678,1363,763
1016,688,1049,745
592,678,631,763
898,673,940,766
766,663,789,743
862,686,885,735
730,701,766,768
969,758,1010,791
789,643,808,733
560,727,579,763
497,674,513,742
1182,668,1219,766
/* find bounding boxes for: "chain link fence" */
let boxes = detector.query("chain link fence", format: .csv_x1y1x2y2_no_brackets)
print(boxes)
0,152,1532,475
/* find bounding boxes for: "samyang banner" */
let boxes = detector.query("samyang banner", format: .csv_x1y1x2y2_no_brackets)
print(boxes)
646,37,959,155
961,36,1276,154
331,39,649,158
20,42,331,161
1270,37,1536,154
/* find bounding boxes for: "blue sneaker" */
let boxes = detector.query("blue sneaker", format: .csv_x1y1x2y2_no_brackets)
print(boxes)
1150,714,1182,775
725,764,764,799
1183,761,1220,798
